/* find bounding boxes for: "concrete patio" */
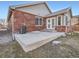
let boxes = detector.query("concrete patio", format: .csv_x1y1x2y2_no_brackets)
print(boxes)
15,31,65,52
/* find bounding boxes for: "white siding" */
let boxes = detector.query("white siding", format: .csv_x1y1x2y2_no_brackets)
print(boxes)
64,13,71,26
16,4,51,16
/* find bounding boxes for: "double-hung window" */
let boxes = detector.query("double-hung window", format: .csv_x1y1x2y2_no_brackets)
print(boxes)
35,16,43,25
65,15,68,25
64,14,68,26
58,16,61,25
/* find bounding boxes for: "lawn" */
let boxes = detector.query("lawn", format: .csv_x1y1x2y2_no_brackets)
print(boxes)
0,32,79,58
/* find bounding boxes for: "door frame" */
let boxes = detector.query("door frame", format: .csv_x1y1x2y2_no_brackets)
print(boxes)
46,18,52,29
46,18,55,29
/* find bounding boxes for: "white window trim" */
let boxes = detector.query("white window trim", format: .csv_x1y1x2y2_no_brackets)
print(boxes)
64,14,66,26
61,16,63,26
64,14,69,26
35,16,43,26
51,17,55,26
57,15,62,26
46,18,52,29
55,17,57,26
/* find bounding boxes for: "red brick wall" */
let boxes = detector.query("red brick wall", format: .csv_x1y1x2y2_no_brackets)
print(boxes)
10,10,46,33
55,26,71,32
9,10,72,33
55,26,66,32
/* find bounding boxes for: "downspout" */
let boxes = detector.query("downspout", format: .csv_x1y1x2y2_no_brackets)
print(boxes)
11,10,15,40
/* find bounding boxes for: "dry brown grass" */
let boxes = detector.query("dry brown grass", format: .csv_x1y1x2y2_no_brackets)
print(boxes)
0,32,79,58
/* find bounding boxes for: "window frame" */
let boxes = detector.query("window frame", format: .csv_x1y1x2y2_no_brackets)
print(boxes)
64,14,68,26
57,15,62,26
35,16,43,26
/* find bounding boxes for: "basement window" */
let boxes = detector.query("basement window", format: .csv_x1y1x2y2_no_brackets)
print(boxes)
35,16,43,25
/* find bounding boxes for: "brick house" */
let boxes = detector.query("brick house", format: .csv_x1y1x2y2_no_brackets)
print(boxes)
0,23,3,29
7,2,79,33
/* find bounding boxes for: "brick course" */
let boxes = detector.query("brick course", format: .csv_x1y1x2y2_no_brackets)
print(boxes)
10,10,46,33
8,9,73,33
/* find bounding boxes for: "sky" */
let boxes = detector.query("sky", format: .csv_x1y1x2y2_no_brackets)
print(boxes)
0,1,79,20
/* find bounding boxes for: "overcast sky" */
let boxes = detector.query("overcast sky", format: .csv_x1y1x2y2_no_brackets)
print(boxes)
0,1,79,20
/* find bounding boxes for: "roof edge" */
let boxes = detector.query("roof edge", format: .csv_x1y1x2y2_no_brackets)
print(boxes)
44,7,72,18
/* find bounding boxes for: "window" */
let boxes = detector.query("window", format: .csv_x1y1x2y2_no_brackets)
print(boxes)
64,15,68,26
55,19,57,26
48,19,50,23
35,16,42,25
58,16,61,25
65,15,68,25
52,19,54,26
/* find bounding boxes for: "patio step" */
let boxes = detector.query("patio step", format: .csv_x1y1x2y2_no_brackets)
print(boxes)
43,29,56,32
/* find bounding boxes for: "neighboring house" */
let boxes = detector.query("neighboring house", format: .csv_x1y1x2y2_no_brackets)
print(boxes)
7,2,79,33
71,15,79,31
71,15,79,25
0,23,3,29
0,19,7,28
0,22,7,31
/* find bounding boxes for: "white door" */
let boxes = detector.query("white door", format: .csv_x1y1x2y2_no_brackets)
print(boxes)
46,18,52,29
52,18,55,27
